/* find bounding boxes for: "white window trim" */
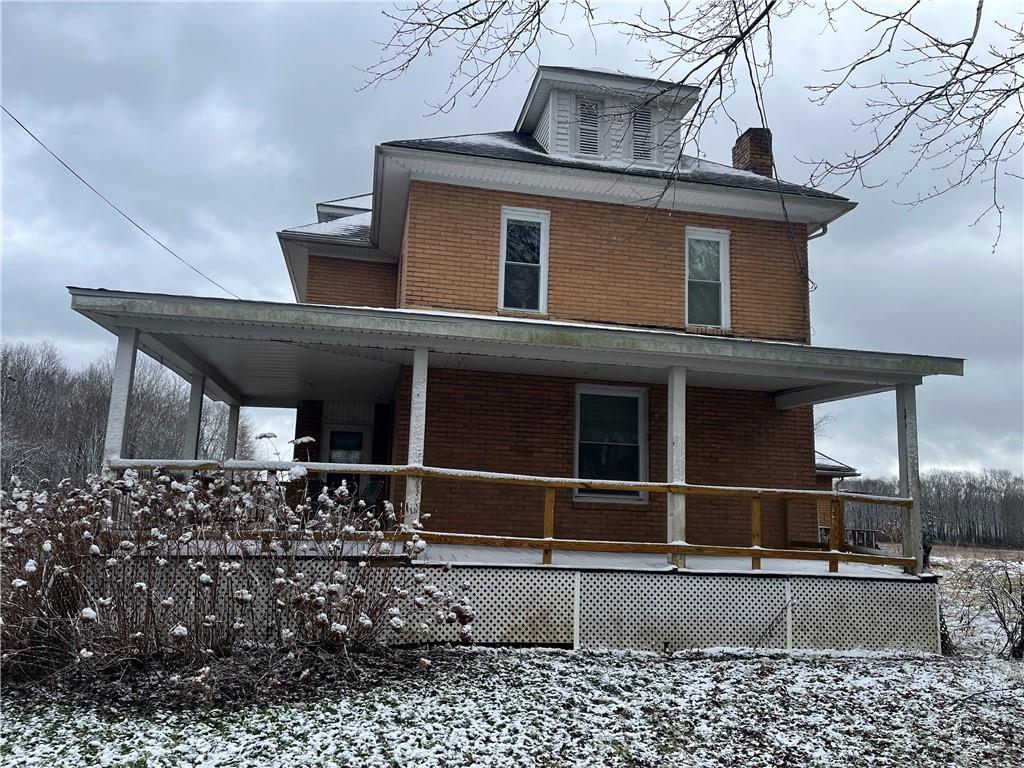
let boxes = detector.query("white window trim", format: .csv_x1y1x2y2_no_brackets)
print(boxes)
685,226,731,329
498,206,550,314
573,384,649,504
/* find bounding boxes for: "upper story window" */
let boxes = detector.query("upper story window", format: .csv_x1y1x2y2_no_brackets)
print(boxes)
577,97,602,155
499,207,550,313
632,108,653,161
685,227,731,328
575,385,648,501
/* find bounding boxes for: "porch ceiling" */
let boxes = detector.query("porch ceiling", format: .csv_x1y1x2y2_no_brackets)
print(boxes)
69,287,963,408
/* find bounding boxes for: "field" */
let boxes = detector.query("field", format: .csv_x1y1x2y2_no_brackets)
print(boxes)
1,552,1021,768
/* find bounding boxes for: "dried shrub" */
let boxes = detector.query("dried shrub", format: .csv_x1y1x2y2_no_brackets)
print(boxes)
1,471,475,688
938,555,1023,659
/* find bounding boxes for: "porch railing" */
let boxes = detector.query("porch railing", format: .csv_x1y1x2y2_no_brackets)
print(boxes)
107,458,917,573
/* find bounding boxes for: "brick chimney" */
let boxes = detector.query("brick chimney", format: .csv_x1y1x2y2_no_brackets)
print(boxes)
732,127,774,177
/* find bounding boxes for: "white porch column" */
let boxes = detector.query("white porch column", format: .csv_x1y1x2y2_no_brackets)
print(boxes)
405,347,429,526
225,404,240,460
896,383,923,573
102,328,138,467
182,375,205,460
667,366,687,567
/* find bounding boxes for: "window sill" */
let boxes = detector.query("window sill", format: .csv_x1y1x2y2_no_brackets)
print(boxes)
497,308,549,319
684,325,735,336
572,493,651,507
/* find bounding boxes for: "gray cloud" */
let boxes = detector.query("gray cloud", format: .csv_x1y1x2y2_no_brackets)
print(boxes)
2,2,1021,476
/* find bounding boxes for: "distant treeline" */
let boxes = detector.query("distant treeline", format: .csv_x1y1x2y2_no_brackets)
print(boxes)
1,341,255,485
844,470,1024,549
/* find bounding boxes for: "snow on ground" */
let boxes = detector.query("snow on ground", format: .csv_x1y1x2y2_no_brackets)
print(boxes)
416,544,912,578
3,552,1020,767
2,648,1021,768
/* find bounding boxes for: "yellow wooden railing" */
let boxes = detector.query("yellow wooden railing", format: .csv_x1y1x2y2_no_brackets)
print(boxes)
108,458,917,573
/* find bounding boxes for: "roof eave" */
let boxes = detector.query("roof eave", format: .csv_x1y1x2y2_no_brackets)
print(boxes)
379,144,857,227
67,287,965,382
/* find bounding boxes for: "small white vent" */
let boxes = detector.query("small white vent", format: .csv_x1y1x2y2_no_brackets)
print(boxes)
577,98,602,155
632,108,653,161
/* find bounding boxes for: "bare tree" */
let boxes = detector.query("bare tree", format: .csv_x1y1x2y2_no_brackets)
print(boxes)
365,1,1022,232
813,409,837,437
1,341,255,485
845,469,1024,549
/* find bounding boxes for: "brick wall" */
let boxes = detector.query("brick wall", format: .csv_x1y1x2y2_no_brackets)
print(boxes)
305,255,398,307
399,181,810,342
389,367,816,546
731,127,774,177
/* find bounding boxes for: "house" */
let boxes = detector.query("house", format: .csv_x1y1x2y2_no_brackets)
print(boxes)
70,66,963,652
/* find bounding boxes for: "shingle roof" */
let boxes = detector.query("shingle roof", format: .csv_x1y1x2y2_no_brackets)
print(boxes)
814,451,859,477
320,193,372,209
382,131,847,201
282,211,372,241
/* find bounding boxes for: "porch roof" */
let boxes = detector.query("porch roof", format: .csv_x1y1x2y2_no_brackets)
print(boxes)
69,287,963,408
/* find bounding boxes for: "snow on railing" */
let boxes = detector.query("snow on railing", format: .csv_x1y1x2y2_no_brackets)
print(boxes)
106,458,918,573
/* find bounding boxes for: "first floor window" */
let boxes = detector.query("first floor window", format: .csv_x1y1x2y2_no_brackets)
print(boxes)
686,228,730,328
575,386,647,499
500,207,549,312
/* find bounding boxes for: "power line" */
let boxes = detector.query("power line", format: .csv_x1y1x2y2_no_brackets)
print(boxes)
1,104,242,300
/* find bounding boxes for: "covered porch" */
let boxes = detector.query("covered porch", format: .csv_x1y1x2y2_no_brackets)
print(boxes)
70,287,963,577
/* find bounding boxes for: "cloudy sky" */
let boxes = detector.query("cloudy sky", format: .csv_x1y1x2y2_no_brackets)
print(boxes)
2,1,1021,476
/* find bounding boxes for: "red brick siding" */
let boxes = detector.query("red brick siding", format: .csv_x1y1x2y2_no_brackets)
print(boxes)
305,255,398,307
399,181,810,342
389,367,816,546
732,128,774,177
684,388,817,547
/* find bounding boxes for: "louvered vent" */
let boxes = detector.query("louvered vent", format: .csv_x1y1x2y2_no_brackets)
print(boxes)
577,98,601,155
632,108,653,161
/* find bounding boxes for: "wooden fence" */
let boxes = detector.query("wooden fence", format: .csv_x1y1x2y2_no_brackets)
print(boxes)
108,458,917,573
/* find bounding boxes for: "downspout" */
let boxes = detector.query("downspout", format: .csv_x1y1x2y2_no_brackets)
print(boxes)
807,224,828,240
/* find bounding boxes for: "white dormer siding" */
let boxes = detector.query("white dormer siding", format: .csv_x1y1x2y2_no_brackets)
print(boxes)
545,87,683,167
533,93,553,151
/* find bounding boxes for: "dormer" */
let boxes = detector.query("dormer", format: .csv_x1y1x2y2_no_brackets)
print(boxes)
515,66,699,167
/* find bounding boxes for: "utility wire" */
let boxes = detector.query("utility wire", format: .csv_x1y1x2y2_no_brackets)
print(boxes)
1,104,242,300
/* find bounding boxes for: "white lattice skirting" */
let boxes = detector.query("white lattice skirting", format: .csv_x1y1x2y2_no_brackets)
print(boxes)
414,565,942,654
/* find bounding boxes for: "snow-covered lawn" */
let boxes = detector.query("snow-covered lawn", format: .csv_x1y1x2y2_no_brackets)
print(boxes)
2,647,1021,768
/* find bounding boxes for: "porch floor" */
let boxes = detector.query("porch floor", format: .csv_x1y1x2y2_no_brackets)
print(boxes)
411,544,918,580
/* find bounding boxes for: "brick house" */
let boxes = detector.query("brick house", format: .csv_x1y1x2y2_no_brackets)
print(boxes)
72,66,962,574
